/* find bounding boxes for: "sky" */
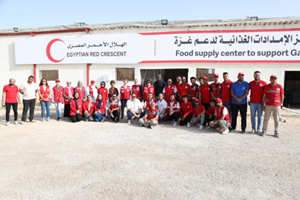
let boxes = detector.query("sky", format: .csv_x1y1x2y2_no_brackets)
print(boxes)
0,0,299,29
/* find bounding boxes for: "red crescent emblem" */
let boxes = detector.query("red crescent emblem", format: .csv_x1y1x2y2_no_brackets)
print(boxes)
46,39,65,63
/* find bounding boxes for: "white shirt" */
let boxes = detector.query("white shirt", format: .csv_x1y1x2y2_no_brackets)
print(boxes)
214,107,228,116
86,85,98,98
157,99,167,113
162,85,177,93
126,99,143,113
20,82,38,100
169,101,180,114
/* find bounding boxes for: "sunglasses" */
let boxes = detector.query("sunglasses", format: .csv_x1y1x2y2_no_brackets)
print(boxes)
42,81,46,82
132,96,136,98
113,96,117,97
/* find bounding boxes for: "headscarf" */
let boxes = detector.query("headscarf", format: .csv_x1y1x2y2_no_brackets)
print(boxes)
73,92,79,110
87,94,93,110
100,81,106,88
96,93,103,110
66,81,72,98
77,80,83,90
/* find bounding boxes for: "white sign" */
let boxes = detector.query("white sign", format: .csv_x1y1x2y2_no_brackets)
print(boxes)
15,29,300,64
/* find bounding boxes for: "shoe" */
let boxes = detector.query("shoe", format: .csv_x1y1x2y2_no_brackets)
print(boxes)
250,129,256,134
30,120,36,123
139,123,143,127
128,120,131,124
257,130,262,134
206,126,210,130
241,130,246,134
173,122,177,126
187,122,190,128
14,121,19,125
199,125,203,130
222,129,229,135
131,116,135,120
230,128,236,132
58,117,62,121
260,132,266,137
101,118,105,122
171,120,175,125
46,117,50,121
5,122,9,126
149,125,153,129
275,133,280,138
219,127,223,133
86,119,89,122
20,121,25,125
41,118,45,122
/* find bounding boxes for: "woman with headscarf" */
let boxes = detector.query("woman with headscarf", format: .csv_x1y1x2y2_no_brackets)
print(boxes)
70,92,83,122
63,81,74,118
74,80,85,103
83,94,95,121
94,93,106,122
97,81,108,106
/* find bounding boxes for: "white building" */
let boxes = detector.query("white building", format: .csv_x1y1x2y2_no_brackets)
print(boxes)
1,16,300,106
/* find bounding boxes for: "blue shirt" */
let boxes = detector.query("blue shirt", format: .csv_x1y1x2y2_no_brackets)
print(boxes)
231,81,250,105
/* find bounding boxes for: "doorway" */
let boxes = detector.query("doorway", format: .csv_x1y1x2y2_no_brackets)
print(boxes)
284,71,300,109
140,69,188,86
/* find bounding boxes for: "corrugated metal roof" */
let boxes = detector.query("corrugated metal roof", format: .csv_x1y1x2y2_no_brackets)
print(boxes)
1,16,299,34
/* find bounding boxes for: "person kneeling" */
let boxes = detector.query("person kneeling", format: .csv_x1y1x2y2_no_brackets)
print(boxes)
162,94,180,126
180,95,193,127
94,94,106,122
70,92,83,123
139,102,159,129
83,95,95,122
127,93,144,124
209,98,231,134
108,94,121,123
192,99,206,129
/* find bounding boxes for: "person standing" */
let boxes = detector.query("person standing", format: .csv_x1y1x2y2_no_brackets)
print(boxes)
139,102,159,129
210,74,222,100
190,77,199,107
120,79,131,119
108,94,121,123
221,72,233,119
109,80,119,101
2,78,21,126
38,78,52,122
192,99,206,129
175,76,182,101
63,81,74,118
94,94,106,122
70,92,83,123
142,79,155,101
231,72,250,133
198,77,203,87
177,76,191,102
154,74,166,99
261,75,284,138
86,80,97,102
98,81,109,116
199,77,211,110
180,95,193,127
131,79,143,102
83,95,95,122
162,94,180,126
249,71,267,134
163,78,177,102
156,93,168,121
126,93,144,124
52,79,64,121
19,76,39,124
209,98,231,135
74,80,85,103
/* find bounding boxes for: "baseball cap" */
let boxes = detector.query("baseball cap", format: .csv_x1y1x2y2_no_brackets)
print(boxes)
195,99,200,103
203,77,208,80
270,75,277,80
214,74,219,78
55,79,60,82
216,98,222,103
91,80,95,83
238,72,245,77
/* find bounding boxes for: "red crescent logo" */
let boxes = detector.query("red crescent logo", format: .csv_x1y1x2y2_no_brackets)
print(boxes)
46,39,65,63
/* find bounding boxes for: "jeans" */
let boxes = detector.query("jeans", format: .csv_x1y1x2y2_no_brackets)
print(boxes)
94,112,104,122
231,103,247,130
5,103,18,122
250,103,263,130
40,101,50,118
22,99,36,122
54,102,62,118
127,111,144,120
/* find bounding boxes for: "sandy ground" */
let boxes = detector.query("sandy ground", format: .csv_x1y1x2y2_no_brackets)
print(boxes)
0,108,299,200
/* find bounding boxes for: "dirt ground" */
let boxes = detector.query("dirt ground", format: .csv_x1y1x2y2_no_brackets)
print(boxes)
0,108,299,200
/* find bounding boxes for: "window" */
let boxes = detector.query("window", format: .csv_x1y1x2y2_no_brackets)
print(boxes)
39,70,59,81
116,68,134,81
196,68,215,81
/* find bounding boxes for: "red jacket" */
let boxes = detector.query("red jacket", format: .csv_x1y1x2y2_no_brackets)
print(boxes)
98,87,109,102
70,99,83,116
94,100,106,114
53,86,64,103
205,106,216,116
83,101,95,114
190,83,198,100
177,83,191,101
74,86,85,101
63,87,74,105
180,101,193,118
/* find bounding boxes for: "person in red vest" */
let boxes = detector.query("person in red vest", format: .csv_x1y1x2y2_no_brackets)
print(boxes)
139,101,159,129
177,76,191,102
162,94,180,126
199,77,211,110
205,99,217,129
38,78,52,122
261,75,284,138
163,78,177,102
143,92,157,110
209,98,231,135
86,80,97,102
94,94,106,122
210,74,222,100
132,79,143,102
70,92,83,123
143,79,155,101
221,72,233,119
108,93,121,123
192,99,206,129
63,81,74,118
83,94,95,122
175,76,182,101
109,80,119,101
51,79,64,121
120,79,131,119
190,77,199,107
98,81,109,117
74,80,85,103
179,95,193,127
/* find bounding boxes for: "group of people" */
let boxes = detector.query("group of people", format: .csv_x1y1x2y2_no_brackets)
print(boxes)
2,71,284,137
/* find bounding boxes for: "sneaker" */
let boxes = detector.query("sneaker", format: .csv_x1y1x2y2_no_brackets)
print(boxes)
257,130,262,134
14,121,19,125
58,117,62,121
171,120,175,125
219,127,223,133
206,126,210,130
222,129,229,135
250,129,256,134
187,122,191,128
173,122,177,126
86,119,89,122
20,121,25,125
241,130,246,134
46,117,50,121
30,120,36,123
275,133,280,138
128,120,131,124
230,128,236,132
131,116,135,120
139,123,143,127
199,125,203,130
101,118,105,122
149,125,153,129
260,132,266,137
41,118,45,122
5,122,10,126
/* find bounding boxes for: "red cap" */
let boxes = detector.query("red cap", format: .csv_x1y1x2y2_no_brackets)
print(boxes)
214,74,219,78
91,80,95,83
216,98,222,103
194,99,200,103
55,79,60,82
270,75,277,80
203,77,208,80
238,72,244,77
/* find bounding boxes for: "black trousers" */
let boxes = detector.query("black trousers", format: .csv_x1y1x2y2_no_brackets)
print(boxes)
179,113,193,126
22,99,36,122
64,104,71,117
5,103,18,122
205,114,214,126
231,103,247,130
202,103,210,111
120,99,128,119
71,114,83,123
163,112,180,122
111,110,120,122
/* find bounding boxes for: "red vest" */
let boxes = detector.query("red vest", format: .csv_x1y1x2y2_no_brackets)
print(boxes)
167,101,178,113
74,86,85,101
39,85,51,102
164,85,176,102
190,84,198,100
120,85,131,100
143,86,155,101
83,101,95,114
147,108,159,122
94,100,105,114
64,87,74,104
211,82,222,98
70,99,83,116
145,99,157,109
132,85,141,99
109,99,120,110
88,85,98,97
216,105,231,124
265,84,283,107
53,86,64,103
